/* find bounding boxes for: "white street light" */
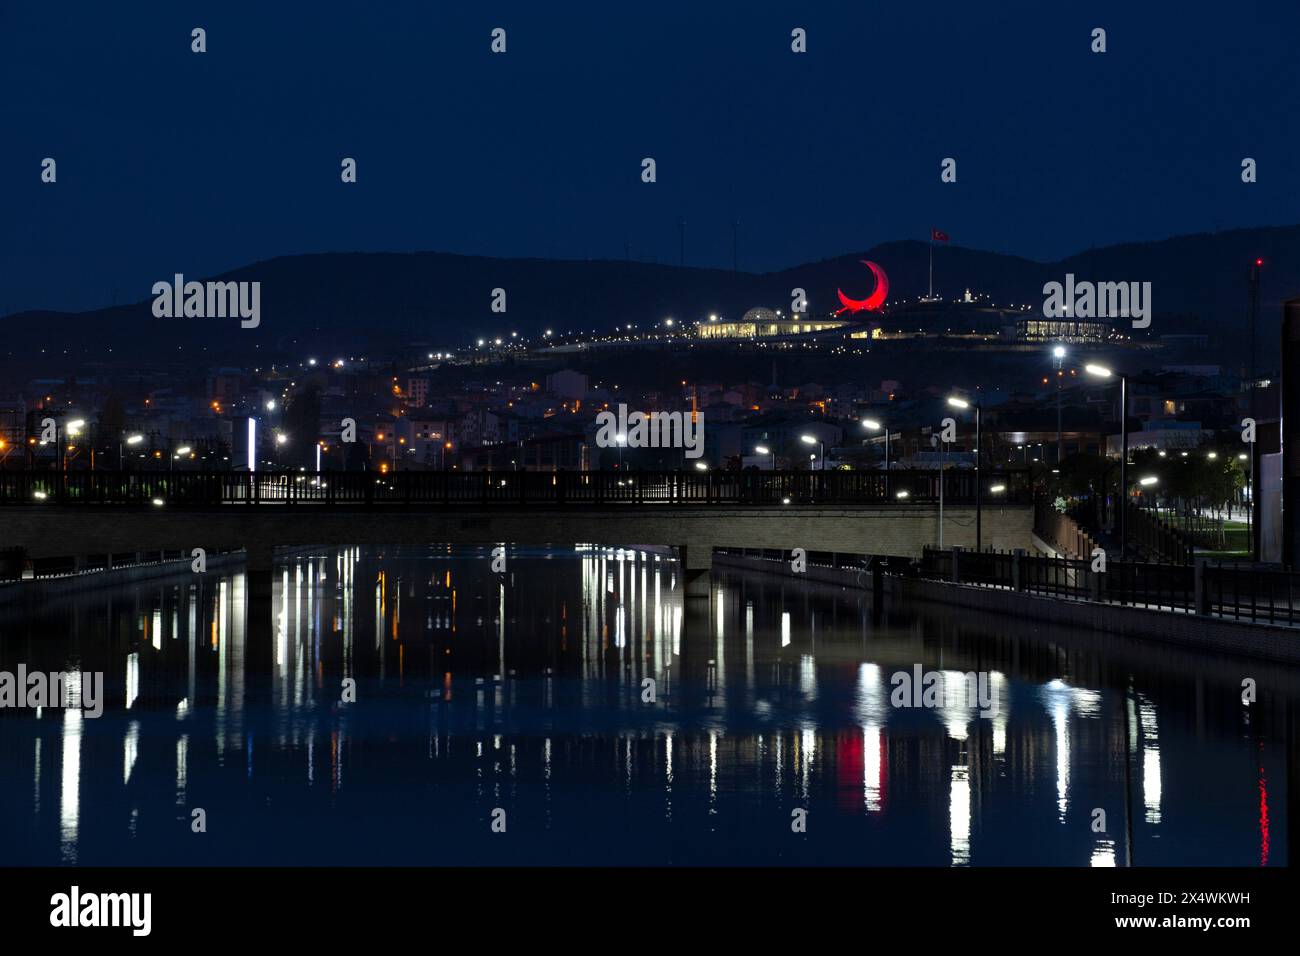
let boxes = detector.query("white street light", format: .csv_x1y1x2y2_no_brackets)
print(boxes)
1139,475,1158,486
1085,364,1130,557
800,434,825,471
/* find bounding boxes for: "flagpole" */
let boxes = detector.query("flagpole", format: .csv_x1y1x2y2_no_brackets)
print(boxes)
928,231,934,300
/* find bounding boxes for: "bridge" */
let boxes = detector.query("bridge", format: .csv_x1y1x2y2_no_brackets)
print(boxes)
1,466,1033,633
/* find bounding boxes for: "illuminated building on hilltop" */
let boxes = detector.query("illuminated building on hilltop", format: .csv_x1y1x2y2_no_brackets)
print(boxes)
696,307,850,340
1017,315,1115,343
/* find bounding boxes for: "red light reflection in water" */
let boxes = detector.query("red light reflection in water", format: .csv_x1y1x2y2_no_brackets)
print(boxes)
1257,740,1270,866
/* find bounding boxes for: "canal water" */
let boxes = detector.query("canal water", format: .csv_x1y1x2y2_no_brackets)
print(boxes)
0,546,1290,866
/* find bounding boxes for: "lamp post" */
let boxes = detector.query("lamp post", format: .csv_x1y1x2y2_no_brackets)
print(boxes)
862,419,890,470
122,434,144,476
63,419,85,475
931,433,952,548
864,418,891,496
947,395,982,551
1052,346,1066,465
800,434,824,471
1239,451,1253,560
755,445,775,470
1086,364,1128,559
122,433,143,470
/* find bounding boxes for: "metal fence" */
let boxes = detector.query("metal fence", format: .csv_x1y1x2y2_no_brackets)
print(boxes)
1210,563,1300,627
917,547,1300,621
0,468,1033,507
721,544,1300,629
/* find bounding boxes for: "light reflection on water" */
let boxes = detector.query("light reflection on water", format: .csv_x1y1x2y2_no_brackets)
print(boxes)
0,545,1290,866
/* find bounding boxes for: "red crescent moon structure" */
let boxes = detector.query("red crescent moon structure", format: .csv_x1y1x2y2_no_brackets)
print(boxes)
834,260,889,314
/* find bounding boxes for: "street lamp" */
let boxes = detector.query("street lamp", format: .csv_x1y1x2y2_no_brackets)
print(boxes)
1052,345,1066,464
862,419,891,472
755,445,775,470
1085,364,1128,559
118,432,144,470
800,434,824,471
947,394,983,551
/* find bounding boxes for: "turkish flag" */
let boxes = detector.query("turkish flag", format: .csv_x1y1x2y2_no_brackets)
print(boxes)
931,228,950,242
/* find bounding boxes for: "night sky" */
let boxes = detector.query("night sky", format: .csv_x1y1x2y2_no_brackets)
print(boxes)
3,0,1298,314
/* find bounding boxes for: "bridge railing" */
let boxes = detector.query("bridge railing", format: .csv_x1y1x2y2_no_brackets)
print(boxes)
0,468,1033,506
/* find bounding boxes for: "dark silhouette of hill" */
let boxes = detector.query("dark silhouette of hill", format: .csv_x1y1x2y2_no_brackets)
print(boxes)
5,226,1297,366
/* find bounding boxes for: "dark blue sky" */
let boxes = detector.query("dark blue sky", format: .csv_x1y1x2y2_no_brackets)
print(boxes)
3,0,1298,313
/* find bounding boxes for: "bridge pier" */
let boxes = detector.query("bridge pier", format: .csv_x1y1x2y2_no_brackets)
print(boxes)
245,544,275,674
678,543,713,602
676,544,715,688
